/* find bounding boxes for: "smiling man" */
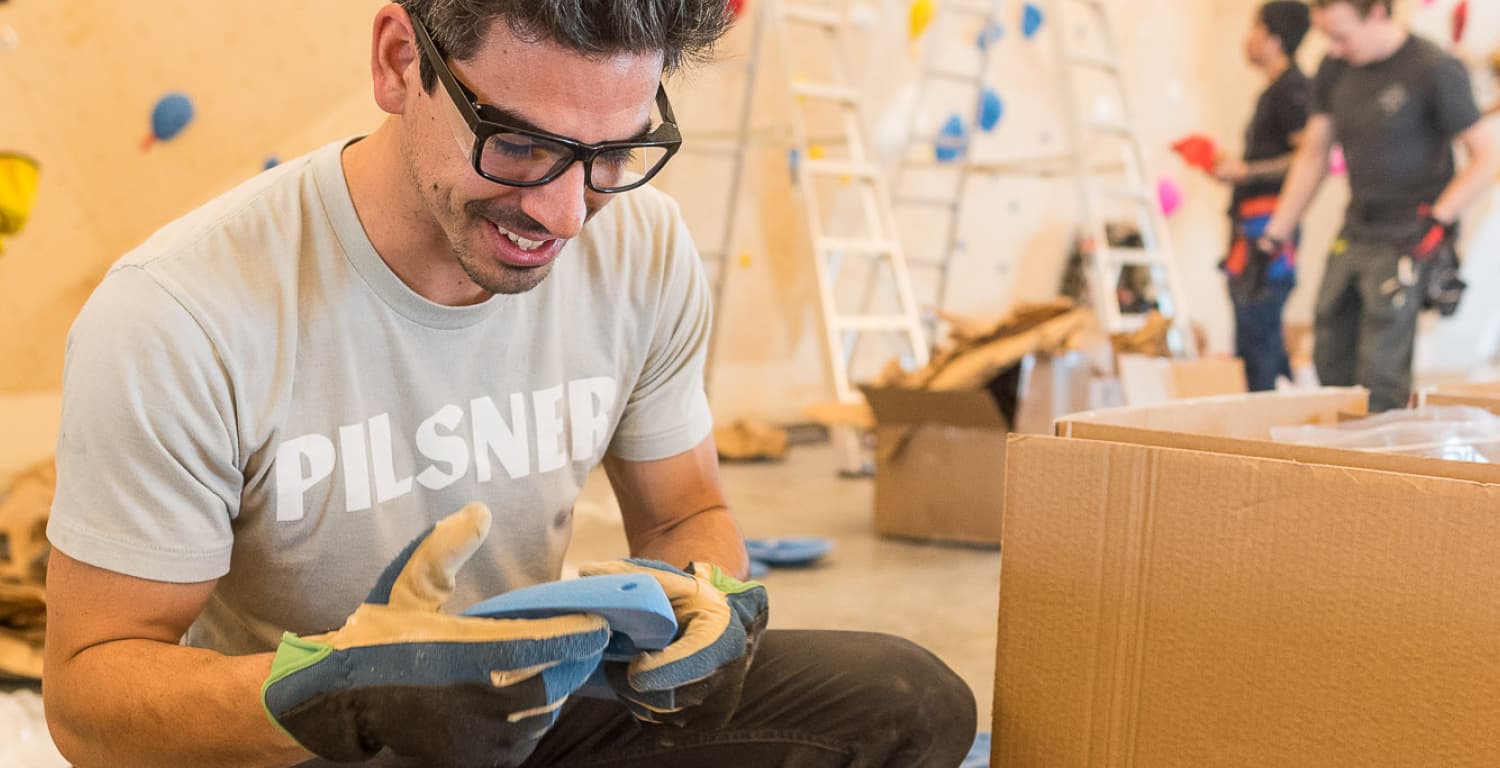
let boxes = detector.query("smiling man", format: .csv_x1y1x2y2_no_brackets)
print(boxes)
40,2,976,767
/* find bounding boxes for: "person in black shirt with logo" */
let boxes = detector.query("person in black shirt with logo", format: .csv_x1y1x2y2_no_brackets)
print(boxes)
1206,1,1313,391
1259,0,1497,411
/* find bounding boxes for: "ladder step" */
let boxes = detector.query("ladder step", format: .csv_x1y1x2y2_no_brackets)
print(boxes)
893,194,961,209
946,1,999,16
1092,185,1150,204
804,160,879,179
816,237,898,254
791,81,859,104
1066,54,1120,73
836,315,916,332
1088,120,1136,138
906,257,952,270
1108,247,1160,267
927,67,983,83
780,3,841,27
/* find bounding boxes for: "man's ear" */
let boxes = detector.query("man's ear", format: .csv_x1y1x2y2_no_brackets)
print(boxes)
370,4,421,116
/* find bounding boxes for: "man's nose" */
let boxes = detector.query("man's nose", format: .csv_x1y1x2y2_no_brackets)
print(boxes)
519,161,588,240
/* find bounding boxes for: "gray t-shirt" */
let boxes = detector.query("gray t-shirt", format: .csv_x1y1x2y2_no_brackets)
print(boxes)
1312,35,1481,238
48,139,714,655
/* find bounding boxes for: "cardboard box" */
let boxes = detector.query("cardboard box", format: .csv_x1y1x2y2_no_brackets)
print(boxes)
1013,352,1102,435
994,389,1500,767
1116,354,1247,407
1417,381,1500,413
862,383,1010,546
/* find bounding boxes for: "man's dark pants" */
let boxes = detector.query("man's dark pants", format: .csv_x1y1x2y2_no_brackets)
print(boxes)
1313,236,1424,412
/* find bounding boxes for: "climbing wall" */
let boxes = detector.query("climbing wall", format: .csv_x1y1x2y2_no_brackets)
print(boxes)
0,0,386,390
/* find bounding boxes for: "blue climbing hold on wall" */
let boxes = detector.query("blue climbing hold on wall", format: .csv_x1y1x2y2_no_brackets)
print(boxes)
977,87,1004,132
263,156,280,171
143,92,195,151
975,22,1004,51
934,114,968,163
1022,3,1044,39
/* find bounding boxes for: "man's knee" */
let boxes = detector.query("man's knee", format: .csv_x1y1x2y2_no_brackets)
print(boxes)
839,633,978,762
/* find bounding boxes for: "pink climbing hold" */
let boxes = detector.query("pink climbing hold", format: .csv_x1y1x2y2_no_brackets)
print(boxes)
1157,176,1184,217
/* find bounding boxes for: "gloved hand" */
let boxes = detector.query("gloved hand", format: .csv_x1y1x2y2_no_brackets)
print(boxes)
262,504,610,767
1408,208,1455,263
1244,236,1284,301
577,559,768,728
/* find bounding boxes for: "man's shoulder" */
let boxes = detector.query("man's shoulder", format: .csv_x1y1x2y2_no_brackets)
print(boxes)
1398,34,1455,67
117,143,337,279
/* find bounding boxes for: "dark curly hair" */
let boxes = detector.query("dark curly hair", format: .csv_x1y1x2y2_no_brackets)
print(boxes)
398,0,733,91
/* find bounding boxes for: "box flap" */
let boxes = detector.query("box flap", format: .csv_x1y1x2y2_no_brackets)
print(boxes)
861,385,1008,429
1170,356,1248,399
1058,387,1368,440
1417,389,1500,415
1052,388,1500,485
1117,354,1247,406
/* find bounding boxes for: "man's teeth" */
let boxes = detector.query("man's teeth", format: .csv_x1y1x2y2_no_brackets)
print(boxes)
496,224,545,251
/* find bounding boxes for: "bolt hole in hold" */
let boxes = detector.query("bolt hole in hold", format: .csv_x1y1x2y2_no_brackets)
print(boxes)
620,582,639,591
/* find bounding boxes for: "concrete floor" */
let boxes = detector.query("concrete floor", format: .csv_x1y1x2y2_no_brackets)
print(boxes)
566,441,1002,732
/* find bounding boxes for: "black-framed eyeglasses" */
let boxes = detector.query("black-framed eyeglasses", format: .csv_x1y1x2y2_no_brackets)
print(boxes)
410,14,682,194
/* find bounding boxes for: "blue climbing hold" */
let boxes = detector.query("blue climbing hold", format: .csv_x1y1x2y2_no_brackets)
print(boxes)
934,114,968,164
149,92,195,144
975,22,1004,51
1022,3,1044,39
262,156,280,171
977,87,1004,132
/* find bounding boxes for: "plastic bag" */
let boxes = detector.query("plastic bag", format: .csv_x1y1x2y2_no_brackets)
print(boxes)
0,688,69,767
1269,406,1500,463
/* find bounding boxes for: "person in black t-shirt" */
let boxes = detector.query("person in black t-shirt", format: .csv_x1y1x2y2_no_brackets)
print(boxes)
1259,0,1497,412
1200,1,1312,392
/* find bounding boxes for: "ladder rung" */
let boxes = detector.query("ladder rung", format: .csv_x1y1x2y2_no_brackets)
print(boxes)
816,237,897,254
1092,185,1149,204
804,160,878,179
1088,120,1136,138
893,194,960,209
946,1,999,16
1066,54,1120,73
1108,247,1159,267
928,68,982,83
780,3,841,27
906,257,951,270
836,315,915,332
791,82,859,104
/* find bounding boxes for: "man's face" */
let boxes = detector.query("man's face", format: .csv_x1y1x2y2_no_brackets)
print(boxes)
1314,2,1387,66
402,20,663,295
1244,17,1275,66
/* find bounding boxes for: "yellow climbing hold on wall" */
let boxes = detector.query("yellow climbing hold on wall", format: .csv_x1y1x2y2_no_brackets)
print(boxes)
0,153,41,257
908,0,936,41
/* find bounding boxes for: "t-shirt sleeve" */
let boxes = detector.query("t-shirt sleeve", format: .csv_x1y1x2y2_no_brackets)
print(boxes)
1429,54,1481,140
1310,55,1341,116
47,265,241,583
607,198,714,462
1274,75,1313,142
